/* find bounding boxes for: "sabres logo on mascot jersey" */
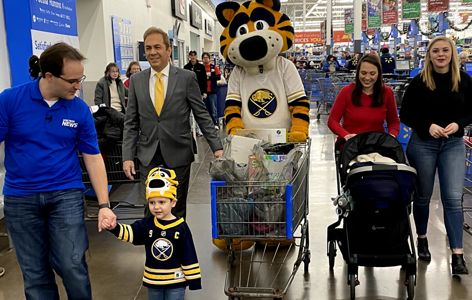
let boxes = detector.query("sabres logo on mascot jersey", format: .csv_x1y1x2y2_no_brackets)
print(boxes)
249,89,276,118
217,0,310,143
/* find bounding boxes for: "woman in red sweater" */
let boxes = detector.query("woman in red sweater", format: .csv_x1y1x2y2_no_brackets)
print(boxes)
328,54,400,141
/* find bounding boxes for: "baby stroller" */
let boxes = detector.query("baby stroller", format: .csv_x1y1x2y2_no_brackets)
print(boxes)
326,132,417,300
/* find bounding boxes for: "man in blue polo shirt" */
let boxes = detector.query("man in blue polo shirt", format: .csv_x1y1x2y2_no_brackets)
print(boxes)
0,43,116,300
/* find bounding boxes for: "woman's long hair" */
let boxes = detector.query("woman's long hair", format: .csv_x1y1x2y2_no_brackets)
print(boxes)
104,62,120,81
352,54,384,107
126,61,141,78
421,36,460,92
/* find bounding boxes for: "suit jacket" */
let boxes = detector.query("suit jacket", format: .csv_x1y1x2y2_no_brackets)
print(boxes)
94,76,127,113
122,64,222,168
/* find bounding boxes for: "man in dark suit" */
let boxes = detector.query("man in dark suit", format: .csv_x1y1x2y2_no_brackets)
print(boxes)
122,27,223,219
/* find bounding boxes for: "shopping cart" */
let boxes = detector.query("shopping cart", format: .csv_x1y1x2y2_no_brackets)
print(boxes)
210,140,311,299
79,142,143,219
463,128,472,236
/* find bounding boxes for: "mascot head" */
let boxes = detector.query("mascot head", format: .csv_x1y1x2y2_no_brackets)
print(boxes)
146,167,179,201
216,0,294,69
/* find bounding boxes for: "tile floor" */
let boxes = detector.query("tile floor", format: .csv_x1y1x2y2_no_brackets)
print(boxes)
0,115,472,300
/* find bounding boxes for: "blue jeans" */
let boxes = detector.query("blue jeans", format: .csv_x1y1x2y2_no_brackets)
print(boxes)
147,287,186,300
205,93,218,125
406,132,465,249
4,189,91,300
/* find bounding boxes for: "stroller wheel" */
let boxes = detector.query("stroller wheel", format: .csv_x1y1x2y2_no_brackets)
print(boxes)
349,274,357,300
328,241,337,270
406,274,416,299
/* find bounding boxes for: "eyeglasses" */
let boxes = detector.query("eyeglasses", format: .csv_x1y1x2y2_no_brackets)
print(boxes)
57,75,86,85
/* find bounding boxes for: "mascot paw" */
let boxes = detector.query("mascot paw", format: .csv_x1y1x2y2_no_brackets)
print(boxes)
287,131,307,143
212,238,254,252
229,127,244,136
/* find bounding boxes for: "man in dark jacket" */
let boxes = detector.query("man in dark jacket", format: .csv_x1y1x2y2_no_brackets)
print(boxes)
184,51,206,96
380,47,396,74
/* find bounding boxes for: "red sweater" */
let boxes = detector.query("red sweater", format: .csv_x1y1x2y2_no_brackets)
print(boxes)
327,83,400,139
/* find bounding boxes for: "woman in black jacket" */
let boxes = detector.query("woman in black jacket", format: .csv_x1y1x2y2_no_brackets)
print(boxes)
94,62,127,113
400,36,472,275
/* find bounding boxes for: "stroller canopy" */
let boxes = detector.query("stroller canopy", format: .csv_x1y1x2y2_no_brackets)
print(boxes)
339,132,406,184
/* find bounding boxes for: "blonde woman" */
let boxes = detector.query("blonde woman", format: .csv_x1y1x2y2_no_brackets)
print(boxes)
400,36,472,275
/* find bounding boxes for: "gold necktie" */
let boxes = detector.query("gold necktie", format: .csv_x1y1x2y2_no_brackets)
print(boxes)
154,72,164,115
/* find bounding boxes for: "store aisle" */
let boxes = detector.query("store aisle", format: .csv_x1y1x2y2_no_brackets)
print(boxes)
1,115,472,300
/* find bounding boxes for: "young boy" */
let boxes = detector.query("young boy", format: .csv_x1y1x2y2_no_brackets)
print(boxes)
103,167,201,299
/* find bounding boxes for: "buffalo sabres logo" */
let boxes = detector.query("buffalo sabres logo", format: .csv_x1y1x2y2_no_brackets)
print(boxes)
248,89,277,118
152,238,173,261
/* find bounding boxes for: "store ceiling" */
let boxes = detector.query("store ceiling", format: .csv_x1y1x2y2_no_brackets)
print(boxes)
204,0,472,31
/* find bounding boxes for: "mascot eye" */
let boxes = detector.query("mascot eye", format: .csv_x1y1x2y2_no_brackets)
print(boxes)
237,24,249,36
254,20,269,31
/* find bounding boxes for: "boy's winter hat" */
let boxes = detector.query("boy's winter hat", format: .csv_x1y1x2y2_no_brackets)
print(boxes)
145,167,179,201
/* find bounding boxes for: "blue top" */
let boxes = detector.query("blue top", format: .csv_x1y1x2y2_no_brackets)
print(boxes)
0,80,100,196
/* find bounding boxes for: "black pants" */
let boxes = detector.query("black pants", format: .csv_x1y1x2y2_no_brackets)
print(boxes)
140,146,191,219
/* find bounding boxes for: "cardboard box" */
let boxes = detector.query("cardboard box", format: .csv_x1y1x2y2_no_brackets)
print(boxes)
238,128,286,144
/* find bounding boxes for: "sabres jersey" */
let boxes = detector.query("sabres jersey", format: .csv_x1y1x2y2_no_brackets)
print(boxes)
226,56,306,129
110,217,202,290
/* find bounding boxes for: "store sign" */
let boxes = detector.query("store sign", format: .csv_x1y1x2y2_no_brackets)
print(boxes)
402,0,421,19
345,9,353,34
111,16,133,75
333,31,352,43
29,0,78,58
428,0,449,12
171,0,187,21
31,29,79,56
294,31,323,44
383,0,398,25
368,0,381,29
190,4,202,30
29,0,77,36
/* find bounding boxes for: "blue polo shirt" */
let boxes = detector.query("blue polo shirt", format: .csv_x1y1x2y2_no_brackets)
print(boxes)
0,80,100,196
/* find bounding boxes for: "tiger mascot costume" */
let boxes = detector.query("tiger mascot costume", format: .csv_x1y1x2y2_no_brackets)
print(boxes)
217,0,309,142
212,0,308,251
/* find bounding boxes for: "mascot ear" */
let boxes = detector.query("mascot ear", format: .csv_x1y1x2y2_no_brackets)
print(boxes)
216,2,241,28
255,0,281,11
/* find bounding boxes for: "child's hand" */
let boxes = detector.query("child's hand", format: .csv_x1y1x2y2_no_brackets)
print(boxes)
101,219,114,230
98,209,117,232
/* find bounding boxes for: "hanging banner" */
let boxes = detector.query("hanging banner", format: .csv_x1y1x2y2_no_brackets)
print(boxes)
382,0,398,25
294,31,323,44
29,0,79,57
345,9,353,34
402,0,421,19
428,0,449,12
333,31,352,43
368,0,381,29
362,2,367,31
111,16,133,75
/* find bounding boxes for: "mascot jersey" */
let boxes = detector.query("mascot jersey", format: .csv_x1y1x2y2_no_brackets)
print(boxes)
217,0,310,142
227,56,305,130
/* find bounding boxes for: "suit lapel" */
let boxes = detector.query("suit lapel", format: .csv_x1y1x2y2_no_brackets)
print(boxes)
163,65,178,113
143,69,153,109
